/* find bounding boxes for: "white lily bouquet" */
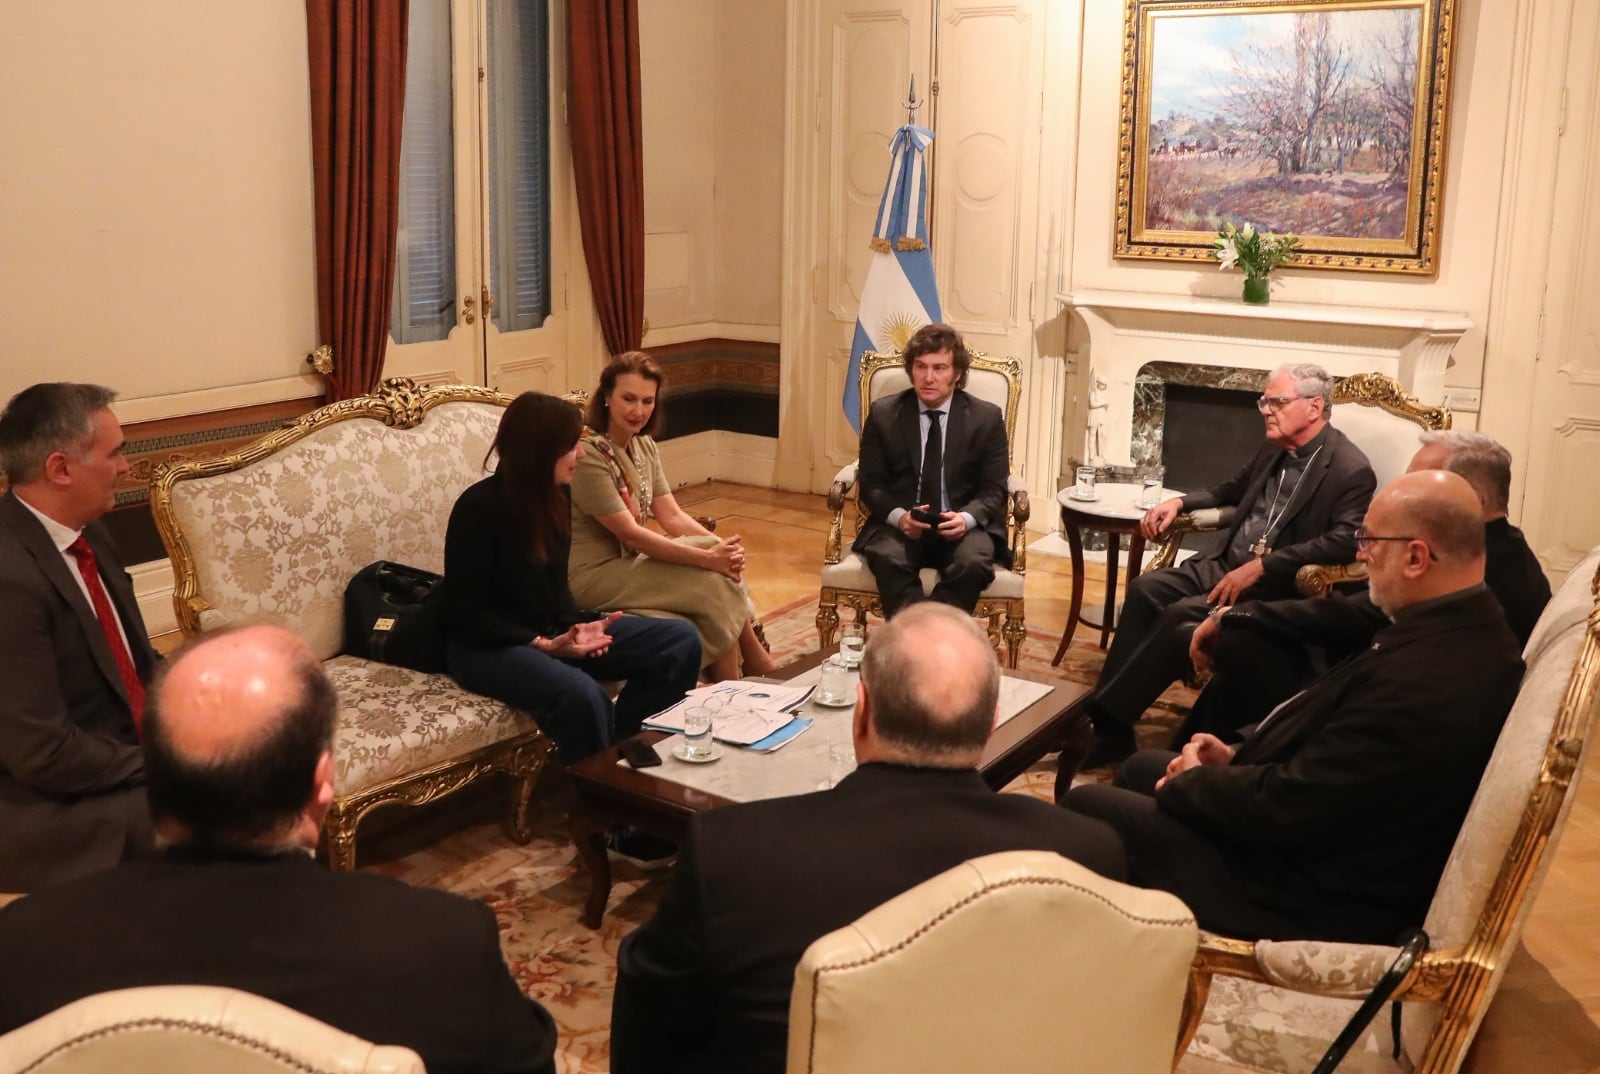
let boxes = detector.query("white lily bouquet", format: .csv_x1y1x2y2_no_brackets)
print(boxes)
1214,222,1298,304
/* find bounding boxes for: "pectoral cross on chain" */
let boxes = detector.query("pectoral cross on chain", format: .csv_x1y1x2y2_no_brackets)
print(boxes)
1250,537,1270,557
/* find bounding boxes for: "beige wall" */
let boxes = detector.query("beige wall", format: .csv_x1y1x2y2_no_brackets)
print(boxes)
640,0,784,344
0,2,323,422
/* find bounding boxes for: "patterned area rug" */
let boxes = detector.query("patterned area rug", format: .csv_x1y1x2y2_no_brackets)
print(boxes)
372,599,1194,1073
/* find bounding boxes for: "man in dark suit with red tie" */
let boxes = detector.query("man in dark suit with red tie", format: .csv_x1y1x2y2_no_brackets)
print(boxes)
0,383,159,892
852,323,1010,616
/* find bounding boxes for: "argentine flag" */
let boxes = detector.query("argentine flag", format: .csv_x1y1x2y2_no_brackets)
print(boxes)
845,124,943,433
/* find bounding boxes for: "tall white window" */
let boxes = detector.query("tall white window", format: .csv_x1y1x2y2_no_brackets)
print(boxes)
385,0,567,392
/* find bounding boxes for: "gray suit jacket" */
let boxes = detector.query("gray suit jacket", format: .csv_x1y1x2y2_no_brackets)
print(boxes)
0,491,157,891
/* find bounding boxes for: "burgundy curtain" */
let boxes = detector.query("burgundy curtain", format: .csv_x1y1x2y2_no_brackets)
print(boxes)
305,1,409,402
569,0,645,356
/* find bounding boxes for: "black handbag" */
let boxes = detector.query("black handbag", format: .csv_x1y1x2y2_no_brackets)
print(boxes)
342,560,448,673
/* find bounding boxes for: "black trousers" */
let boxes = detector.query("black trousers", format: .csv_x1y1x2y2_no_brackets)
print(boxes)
1093,557,1232,727
1169,628,1320,747
857,521,996,617
1061,752,1305,940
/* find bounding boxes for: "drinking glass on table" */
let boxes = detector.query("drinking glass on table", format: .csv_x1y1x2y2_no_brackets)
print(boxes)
817,655,852,706
1074,465,1097,500
1138,465,1166,508
838,623,865,669
682,704,715,760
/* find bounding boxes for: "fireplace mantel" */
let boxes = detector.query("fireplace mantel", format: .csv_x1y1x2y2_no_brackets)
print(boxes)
1060,288,1473,466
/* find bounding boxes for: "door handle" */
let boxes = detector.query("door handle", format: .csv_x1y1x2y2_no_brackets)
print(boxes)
461,296,477,325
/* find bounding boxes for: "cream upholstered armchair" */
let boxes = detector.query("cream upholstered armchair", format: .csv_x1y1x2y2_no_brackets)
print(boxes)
818,350,1030,666
788,850,1198,1074
1149,372,1452,593
0,985,423,1073
1175,548,1600,1073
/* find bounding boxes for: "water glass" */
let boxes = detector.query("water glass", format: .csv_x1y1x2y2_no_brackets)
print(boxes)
827,742,856,788
816,655,852,707
838,623,865,669
682,705,715,760
1074,465,1097,500
1138,465,1166,508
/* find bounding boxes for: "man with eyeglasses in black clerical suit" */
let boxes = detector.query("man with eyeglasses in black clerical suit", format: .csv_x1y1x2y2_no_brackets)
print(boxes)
1060,471,1524,943
1066,363,1376,783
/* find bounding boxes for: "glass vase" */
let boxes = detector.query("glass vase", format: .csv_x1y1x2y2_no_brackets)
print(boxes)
1242,276,1270,305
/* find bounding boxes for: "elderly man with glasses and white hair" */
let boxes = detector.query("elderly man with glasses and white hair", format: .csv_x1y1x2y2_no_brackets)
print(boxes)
1066,363,1377,784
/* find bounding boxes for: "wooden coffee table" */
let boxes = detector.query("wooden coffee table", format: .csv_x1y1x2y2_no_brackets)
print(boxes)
566,652,1093,927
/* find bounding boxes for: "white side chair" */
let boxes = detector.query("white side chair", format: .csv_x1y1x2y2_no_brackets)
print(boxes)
818,350,1030,666
0,985,424,1074
788,850,1198,1074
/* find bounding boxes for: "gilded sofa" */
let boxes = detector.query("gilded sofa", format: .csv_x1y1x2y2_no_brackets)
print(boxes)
1176,546,1600,1073
149,379,554,869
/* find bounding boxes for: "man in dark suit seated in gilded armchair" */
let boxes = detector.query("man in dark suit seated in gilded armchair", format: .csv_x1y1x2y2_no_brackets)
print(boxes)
1070,362,1377,777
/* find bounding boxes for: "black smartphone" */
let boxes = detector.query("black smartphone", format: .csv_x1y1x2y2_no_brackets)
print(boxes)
910,507,942,526
619,737,662,769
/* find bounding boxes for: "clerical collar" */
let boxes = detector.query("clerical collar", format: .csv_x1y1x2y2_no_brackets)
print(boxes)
1285,423,1330,460
1391,583,1489,624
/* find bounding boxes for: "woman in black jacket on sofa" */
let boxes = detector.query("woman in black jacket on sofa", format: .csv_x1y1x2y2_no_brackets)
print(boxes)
441,391,701,762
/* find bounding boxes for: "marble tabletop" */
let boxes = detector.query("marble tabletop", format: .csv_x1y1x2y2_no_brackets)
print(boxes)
634,665,1053,804
1058,481,1181,521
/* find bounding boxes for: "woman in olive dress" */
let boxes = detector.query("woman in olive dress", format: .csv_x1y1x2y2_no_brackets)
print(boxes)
568,351,775,682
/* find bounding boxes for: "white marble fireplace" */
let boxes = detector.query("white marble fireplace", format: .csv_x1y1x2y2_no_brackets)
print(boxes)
1062,289,1473,468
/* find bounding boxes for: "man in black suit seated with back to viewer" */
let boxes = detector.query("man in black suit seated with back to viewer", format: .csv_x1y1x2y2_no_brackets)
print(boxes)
1062,471,1526,943
0,624,558,1074
1073,362,1377,777
1175,430,1551,744
853,322,1011,616
610,602,1127,1074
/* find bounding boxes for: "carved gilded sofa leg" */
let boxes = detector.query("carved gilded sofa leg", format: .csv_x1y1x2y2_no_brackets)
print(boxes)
323,802,360,872
1176,959,1211,1065
506,738,555,845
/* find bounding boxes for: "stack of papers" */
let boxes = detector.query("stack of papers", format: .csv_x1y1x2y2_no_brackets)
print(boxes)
643,680,816,751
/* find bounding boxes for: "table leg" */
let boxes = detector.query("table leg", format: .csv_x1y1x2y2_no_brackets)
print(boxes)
568,808,612,929
1128,532,1147,581
1100,530,1120,649
1052,511,1087,665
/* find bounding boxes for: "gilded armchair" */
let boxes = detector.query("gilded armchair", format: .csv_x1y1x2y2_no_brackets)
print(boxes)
817,350,1030,667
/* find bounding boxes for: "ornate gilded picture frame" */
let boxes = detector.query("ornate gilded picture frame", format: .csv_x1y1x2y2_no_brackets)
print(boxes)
1114,0,1458,275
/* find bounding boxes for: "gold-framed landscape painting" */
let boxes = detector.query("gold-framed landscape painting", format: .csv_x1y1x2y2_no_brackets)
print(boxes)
1114,0,1458,275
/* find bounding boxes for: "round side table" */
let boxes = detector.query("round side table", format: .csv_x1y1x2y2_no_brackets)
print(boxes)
1050,482,1180,664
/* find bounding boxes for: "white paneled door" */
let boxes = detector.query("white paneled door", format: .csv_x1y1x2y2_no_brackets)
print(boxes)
1518,0,1600,584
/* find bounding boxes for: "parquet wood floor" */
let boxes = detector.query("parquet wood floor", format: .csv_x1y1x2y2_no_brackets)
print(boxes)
672,480,1600,1073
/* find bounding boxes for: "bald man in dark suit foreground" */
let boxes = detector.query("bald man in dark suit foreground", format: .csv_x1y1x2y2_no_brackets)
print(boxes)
0,625,557,1074
1063,471,1524,943
0,383,159,892
612,603,1127,1074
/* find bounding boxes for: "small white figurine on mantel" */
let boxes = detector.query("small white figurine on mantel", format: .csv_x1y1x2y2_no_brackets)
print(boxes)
1084,366,1108,464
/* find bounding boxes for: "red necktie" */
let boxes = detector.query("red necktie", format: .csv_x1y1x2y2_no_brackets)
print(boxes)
67,536,146,735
